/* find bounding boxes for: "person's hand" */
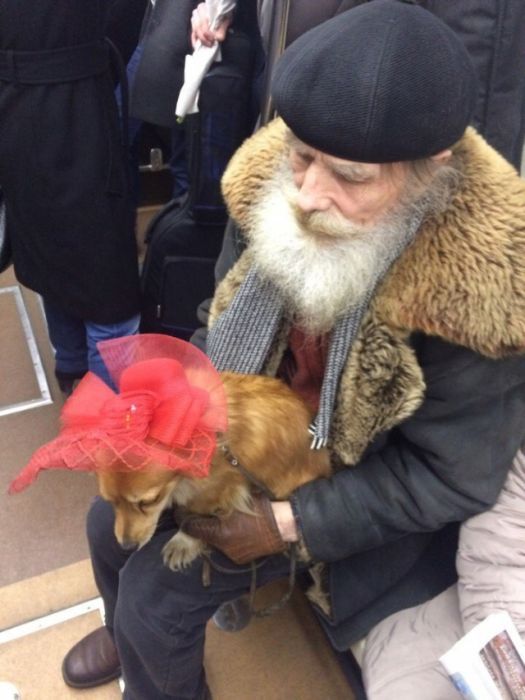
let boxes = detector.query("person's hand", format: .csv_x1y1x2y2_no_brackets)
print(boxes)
178,493,294,565
190,2,233,49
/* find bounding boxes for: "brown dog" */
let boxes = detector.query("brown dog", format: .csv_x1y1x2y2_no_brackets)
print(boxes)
97,372,331,570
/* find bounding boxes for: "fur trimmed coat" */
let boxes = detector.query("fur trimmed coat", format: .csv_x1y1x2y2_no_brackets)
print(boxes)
209,119,525,648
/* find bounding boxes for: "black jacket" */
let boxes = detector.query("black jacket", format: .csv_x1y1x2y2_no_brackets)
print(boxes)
200,119,525,650
294,334,525,648
0,0,140,323
130,0,263,128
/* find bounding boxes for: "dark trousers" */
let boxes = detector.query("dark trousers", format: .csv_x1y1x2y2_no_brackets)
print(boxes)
87,497,299,700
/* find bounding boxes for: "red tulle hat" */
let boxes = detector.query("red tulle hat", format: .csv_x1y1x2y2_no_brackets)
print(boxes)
9,334,227,494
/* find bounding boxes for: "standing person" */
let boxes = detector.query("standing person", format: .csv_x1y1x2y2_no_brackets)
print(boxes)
125,0,264,204
60,2,525,698
0,0,141,392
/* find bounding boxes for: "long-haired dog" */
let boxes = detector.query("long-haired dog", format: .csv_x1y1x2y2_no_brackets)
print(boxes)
97,371,331,570
9,336,331,571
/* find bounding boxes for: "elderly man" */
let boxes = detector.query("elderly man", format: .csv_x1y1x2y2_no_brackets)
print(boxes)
62,1,525,698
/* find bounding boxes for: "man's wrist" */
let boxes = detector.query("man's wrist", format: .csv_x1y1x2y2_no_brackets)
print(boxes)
271,501,299,542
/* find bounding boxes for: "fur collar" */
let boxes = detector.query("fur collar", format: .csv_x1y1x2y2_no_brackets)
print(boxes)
222,119,525,358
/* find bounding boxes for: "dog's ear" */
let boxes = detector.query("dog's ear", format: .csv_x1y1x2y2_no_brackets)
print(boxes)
96,470,116,503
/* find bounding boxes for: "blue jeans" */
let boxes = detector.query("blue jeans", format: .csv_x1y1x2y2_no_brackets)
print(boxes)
43,299,140,388
87,498,302,700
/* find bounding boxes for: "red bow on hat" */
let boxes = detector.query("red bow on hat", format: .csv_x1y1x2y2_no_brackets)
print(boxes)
9,335,227,494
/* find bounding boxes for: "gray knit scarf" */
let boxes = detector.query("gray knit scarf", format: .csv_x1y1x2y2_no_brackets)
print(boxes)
207,215,422,449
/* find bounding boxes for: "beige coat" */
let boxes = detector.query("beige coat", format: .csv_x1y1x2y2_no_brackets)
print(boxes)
362,449,525,698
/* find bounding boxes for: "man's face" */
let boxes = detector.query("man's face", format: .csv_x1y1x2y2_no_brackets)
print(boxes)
287,133,408,229
249,130,453,333
249,136,423,334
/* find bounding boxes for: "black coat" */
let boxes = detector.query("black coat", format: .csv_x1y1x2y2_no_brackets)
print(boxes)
0,0,140,323
202,228,525,651
197,116,525,652
130,0,263,128
293,334,525,648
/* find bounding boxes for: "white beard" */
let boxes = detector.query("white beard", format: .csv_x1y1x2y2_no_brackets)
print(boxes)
249,167,418,335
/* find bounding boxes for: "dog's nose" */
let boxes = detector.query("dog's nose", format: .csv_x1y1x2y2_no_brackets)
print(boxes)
119,539,138,551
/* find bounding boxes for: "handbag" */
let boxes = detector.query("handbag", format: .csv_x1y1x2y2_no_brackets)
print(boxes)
0,187,12,274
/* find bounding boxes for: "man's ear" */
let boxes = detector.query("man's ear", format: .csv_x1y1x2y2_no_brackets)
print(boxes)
430,149,452,164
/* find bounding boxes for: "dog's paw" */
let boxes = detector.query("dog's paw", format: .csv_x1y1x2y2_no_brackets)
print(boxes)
162,531,206,571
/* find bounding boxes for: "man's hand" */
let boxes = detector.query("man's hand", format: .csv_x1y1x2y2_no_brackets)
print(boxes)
179,493,295,565
190,3,234,49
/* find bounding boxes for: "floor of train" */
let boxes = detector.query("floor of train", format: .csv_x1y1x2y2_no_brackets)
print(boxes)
0,258,354,698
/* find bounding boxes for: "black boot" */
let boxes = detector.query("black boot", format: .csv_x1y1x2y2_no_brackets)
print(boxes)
55,369,86,397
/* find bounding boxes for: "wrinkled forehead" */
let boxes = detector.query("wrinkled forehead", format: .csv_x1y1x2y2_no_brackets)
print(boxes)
284,129,386,181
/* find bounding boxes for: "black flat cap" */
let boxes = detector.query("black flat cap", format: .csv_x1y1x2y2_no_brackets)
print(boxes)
271,0,478,162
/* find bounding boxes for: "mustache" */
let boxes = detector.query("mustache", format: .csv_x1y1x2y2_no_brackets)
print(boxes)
287,196,363,240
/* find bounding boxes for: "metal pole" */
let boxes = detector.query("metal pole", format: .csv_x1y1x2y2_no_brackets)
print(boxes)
259,0,291,125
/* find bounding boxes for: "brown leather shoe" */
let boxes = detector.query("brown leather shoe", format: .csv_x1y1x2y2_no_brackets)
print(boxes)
62,626,121,688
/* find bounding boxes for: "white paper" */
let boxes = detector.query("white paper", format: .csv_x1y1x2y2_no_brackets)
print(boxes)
175,0,236,119
440,611,525,699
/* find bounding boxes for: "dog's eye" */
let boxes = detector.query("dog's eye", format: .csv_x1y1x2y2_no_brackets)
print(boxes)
137,495,161,512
